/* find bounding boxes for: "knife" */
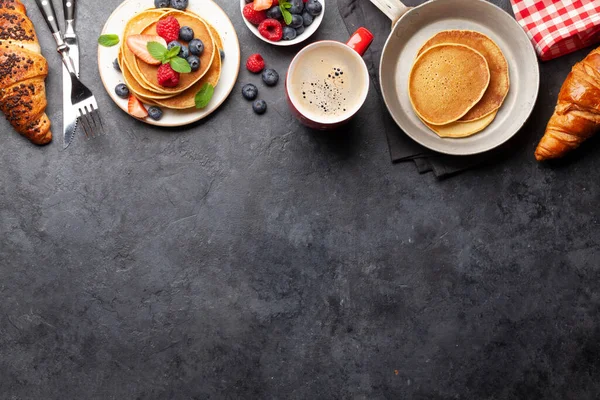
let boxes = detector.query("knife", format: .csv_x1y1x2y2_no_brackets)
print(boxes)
62,0,78,149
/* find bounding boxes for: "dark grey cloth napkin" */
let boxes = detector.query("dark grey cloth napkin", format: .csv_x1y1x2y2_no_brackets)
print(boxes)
338,0,502,178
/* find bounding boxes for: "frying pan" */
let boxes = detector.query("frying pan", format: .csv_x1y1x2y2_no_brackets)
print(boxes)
373,0,540,155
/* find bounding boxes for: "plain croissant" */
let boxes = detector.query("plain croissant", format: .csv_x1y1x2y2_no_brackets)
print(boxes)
0,0,51,145
535,47,600,161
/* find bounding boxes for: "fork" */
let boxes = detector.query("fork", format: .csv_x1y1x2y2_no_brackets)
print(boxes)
369,0,410,26
35,0,104,139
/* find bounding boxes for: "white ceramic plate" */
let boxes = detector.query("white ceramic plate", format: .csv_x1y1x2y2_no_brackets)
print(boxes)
239,0,324,46
379,0,540,156
98,0,240,127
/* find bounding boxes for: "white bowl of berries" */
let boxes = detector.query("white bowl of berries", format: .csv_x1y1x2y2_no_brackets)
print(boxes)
240,0,324,46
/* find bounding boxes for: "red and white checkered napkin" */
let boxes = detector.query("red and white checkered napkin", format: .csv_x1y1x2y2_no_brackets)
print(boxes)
510,0,600,61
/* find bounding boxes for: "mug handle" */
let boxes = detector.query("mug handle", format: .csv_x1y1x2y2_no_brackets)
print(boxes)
346,27,374,56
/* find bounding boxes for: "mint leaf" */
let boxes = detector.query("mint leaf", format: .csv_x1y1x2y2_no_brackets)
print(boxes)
169,56,191,73
166,45,181,59
279,2,293,25
281,8,292,25
98,34,119,47
194,83,214,109
147,41,167,61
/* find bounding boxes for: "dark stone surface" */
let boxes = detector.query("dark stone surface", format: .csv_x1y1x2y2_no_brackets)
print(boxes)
1,0,599,398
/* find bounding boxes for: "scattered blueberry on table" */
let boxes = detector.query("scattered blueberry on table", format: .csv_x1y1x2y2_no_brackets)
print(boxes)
242,83,259,101
253,99,267,114
262,68,279,86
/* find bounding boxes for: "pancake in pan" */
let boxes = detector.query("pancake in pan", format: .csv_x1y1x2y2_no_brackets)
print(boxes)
421,111,498,138
409,43,491,125
417,30,509,122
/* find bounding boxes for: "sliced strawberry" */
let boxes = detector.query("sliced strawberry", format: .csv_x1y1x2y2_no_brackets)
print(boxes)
128,95,148,119
126,35,167,65
253,0,273,11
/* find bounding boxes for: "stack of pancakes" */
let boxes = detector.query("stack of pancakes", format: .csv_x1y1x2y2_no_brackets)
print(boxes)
118,9,223,109
408,30,510,138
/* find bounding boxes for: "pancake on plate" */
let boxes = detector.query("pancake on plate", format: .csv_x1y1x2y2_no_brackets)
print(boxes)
120,9,169,91
135,10,215,94
421,110,498,138
153,23,222,109
118,50,177,100
417,30,509,122
409,43,491,125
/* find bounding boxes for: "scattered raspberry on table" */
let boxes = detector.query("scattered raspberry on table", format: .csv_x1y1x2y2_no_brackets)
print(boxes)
246,53,266,73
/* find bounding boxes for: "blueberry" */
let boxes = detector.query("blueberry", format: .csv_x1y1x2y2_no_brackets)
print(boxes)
179,26,194,42
154,0,169,7
148,106,163,120
289,14,303,28
167,40,182,51
283,26,297,40
113,58,121,72
252,99,267,115
114,83,129,98
178,45,189,59
169,0,188,10
295,25,305,35
267,6,282,19
306,0,322,16
219,49,225,60
187,55,200,71
289,0,303,14
242,83,258,100
262,68,279,86
189,39,204,55
302,11,314,26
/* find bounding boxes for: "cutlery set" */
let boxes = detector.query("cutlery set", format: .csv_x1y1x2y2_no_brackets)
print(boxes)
35,0,104,149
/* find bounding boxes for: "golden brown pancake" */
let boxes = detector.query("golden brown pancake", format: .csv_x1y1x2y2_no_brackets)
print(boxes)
118,50,177,100
409,44,490,125
417,30,509,122
120,9,171,93
153,24,222,109
422,110,497,138
135,10,215,94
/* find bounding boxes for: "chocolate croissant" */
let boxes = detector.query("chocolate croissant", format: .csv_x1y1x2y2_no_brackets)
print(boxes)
535,47,600,161
0,0,51,145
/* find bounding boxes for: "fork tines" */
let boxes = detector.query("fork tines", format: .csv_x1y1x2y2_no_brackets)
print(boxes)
75,100,105,139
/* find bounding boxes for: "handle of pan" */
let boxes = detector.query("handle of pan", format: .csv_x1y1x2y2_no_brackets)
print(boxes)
370,0,410,25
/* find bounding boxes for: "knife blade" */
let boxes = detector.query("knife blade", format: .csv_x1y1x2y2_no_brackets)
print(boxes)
62,0,78,149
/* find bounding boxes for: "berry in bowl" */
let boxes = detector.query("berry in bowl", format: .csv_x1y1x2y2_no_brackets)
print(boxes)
240,0,324,46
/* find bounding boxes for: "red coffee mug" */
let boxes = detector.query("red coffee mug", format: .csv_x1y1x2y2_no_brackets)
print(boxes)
285,28,374,130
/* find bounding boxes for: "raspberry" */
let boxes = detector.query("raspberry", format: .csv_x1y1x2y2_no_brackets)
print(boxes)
246,53,265,73
156,16,180,43
258,19,283,42
243,3,267,26
157,63,180,87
